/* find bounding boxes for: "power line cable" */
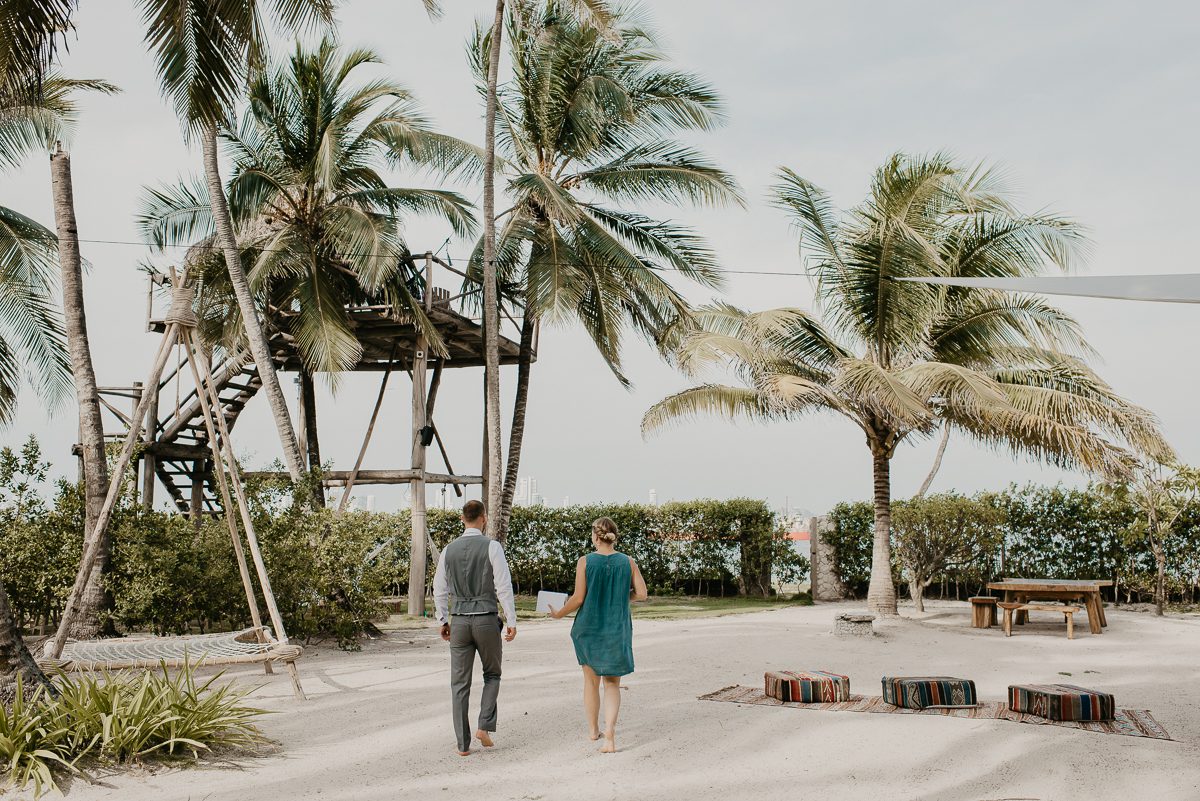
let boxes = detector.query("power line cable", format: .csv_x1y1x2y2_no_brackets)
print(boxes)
42,235,812,278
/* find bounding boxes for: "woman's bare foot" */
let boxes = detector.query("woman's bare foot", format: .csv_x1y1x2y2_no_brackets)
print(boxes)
600,734,617,753
589,730,602,741
475,729,494,748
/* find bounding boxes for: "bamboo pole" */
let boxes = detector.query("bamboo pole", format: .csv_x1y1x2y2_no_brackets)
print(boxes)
50,324,179,659
189,329,305,700
182,338,272,675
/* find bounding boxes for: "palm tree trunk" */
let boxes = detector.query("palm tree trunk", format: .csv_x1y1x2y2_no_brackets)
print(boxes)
50,146,112,639
0,580,51,698
481,0,506,538
498,314,535,540
868,449,898,615
299,367,325,506
200,123,304,482
915,421,950,498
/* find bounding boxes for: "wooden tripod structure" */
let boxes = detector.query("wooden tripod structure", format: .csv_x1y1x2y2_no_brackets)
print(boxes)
49,269,305,699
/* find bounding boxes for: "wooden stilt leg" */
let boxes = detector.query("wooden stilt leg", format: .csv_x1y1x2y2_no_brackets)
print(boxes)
193,332,304,700
284,660,306,701
337,345,395,514
1066,611,1074,640
182,338,272,674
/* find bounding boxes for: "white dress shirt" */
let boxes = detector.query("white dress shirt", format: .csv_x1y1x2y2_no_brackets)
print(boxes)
432,528,518,627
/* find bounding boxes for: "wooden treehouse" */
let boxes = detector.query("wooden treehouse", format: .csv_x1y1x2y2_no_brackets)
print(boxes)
88,252,533,616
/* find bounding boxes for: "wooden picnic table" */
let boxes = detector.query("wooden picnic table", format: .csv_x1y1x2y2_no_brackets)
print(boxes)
985,579,1113,635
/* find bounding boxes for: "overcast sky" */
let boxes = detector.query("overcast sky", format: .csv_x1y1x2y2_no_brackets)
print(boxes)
3,1,1199,515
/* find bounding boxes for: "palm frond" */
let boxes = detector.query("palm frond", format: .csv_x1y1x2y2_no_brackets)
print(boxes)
137,177,215,250
641,383,777,435
831,357,931,429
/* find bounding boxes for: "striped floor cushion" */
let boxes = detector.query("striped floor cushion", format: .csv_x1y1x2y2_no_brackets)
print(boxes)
882,676,978,709
1008,683,1115,721
764,670,851,703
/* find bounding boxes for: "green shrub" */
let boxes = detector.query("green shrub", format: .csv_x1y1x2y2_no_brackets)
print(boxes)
892,493,1004,610
0,665,265,797
377,499,808,598
1,442,805,643
823,483,1200,605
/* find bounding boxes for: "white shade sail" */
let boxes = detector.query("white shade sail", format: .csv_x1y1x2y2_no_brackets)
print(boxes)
899,274,1200,303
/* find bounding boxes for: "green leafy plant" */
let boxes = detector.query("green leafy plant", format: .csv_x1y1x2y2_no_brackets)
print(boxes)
0,664,265,797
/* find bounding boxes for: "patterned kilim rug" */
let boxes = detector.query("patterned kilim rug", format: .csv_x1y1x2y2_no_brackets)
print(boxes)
699,686,1172,740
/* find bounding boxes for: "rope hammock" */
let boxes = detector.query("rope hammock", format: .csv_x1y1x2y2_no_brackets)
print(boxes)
39,627,303,672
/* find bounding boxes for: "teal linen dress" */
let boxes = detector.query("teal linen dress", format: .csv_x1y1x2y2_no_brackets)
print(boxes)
570,552,635,677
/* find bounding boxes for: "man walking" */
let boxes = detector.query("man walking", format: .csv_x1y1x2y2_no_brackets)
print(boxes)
432,500,518,756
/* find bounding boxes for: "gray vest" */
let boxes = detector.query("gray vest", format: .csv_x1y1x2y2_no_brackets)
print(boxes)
444,534,498,616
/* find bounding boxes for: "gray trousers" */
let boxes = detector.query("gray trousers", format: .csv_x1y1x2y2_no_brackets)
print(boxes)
449,614,503,751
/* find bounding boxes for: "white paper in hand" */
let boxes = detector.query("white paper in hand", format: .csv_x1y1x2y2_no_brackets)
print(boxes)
536,591,568,614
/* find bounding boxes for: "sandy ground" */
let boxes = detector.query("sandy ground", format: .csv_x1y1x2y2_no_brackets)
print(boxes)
59,601,1200,801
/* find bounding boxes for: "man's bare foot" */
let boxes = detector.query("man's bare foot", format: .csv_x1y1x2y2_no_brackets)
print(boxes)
456,749,471,757
600,734,616,753
588,728,602,741
476,729,494,748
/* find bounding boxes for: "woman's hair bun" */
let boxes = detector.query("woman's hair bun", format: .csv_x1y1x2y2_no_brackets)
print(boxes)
592,517,618,544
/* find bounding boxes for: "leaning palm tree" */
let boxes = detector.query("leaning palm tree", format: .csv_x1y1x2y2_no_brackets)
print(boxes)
138,39,479,475
644,153,1172,614
136,0,338,482
472,3,742,537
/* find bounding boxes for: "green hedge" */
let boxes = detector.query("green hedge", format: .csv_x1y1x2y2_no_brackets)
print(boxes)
0,439,807,648
825,484,1200,604
377,499,807,597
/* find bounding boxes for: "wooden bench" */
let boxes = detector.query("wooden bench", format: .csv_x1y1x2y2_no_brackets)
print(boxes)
969,596,998,628
998,602,1080,639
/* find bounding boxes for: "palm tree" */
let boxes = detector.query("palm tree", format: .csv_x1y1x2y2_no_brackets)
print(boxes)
135,0,340,483
471,4,741,537
0,580,52,696
0,80,72,426
644,153,1172,614
10,72,119,637
0,0,75,89
0,64,76,688
138,39,479,473
426,0,613,536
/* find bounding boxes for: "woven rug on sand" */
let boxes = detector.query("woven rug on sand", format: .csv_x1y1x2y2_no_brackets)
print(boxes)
699,686,1172,740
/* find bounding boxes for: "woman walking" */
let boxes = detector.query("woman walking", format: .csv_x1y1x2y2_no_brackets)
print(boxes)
550,518,648,753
